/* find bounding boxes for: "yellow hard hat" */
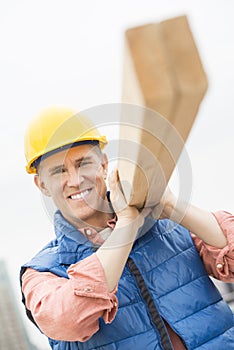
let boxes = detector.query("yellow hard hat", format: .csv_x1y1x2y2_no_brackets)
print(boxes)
24,107,107,174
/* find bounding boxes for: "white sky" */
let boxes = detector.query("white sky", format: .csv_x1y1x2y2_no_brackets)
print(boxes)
0,1,234,349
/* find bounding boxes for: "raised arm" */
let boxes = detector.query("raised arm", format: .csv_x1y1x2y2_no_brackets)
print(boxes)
96,169,149,292
158,188,227,248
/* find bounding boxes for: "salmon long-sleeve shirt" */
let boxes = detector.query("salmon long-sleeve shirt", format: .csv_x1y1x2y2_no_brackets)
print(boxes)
22,211,234,348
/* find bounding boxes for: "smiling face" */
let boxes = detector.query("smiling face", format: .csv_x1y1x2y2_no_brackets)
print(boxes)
34,144,111,229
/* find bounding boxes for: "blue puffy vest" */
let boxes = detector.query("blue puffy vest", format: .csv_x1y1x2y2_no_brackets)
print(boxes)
21,211,234,350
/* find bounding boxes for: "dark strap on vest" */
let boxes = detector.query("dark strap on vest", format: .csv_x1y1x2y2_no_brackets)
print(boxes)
127,257,173,350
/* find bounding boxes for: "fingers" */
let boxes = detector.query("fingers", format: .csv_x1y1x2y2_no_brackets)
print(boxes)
108,168,119,191
108,168,128,214
108,169,151,230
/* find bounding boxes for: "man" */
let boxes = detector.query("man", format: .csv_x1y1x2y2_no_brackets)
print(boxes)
21,107,234,350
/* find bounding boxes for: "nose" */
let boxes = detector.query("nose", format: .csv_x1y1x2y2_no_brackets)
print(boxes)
66,167,84,187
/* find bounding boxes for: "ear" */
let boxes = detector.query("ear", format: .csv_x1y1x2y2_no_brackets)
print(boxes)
34,175,51,197
101,153,108,180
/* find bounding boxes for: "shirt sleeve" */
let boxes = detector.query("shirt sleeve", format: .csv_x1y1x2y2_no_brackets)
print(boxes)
191,210,234,282
21,253,118,342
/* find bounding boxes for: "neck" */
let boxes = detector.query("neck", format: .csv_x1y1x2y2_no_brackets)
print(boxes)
84,210,115,232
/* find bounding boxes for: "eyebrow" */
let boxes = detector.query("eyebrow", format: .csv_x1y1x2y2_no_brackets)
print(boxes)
48,156,94,174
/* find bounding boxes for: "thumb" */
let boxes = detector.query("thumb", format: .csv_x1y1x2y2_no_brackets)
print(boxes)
108,168,127,213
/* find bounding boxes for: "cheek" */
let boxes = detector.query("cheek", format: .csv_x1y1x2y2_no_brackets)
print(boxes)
46,179,64,199
88,167,105,183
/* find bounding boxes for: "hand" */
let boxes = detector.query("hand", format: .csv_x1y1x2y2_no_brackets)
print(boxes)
108,168,150,227
108,168,138,220
151,187,177,220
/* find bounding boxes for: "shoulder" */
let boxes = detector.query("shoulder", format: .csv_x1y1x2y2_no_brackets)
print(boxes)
156,218,190,235
137,217,193,247
140,216,190,235
22,239,61,273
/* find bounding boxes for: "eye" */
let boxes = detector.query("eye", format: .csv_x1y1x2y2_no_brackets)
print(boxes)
78,159,94,168
80,161,92,167
51,167,66,175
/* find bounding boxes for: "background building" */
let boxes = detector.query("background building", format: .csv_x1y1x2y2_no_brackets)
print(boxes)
0,260,37,350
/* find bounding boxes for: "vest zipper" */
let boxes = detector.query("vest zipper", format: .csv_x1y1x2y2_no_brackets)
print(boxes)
127,257,173,350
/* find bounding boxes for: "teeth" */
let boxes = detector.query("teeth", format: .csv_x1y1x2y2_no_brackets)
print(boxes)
70,190,89,200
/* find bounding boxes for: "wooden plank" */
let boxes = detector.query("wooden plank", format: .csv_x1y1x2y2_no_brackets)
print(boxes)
119,15,208,208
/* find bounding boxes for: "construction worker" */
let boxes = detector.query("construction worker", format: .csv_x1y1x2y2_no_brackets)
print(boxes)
20,107,234,350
